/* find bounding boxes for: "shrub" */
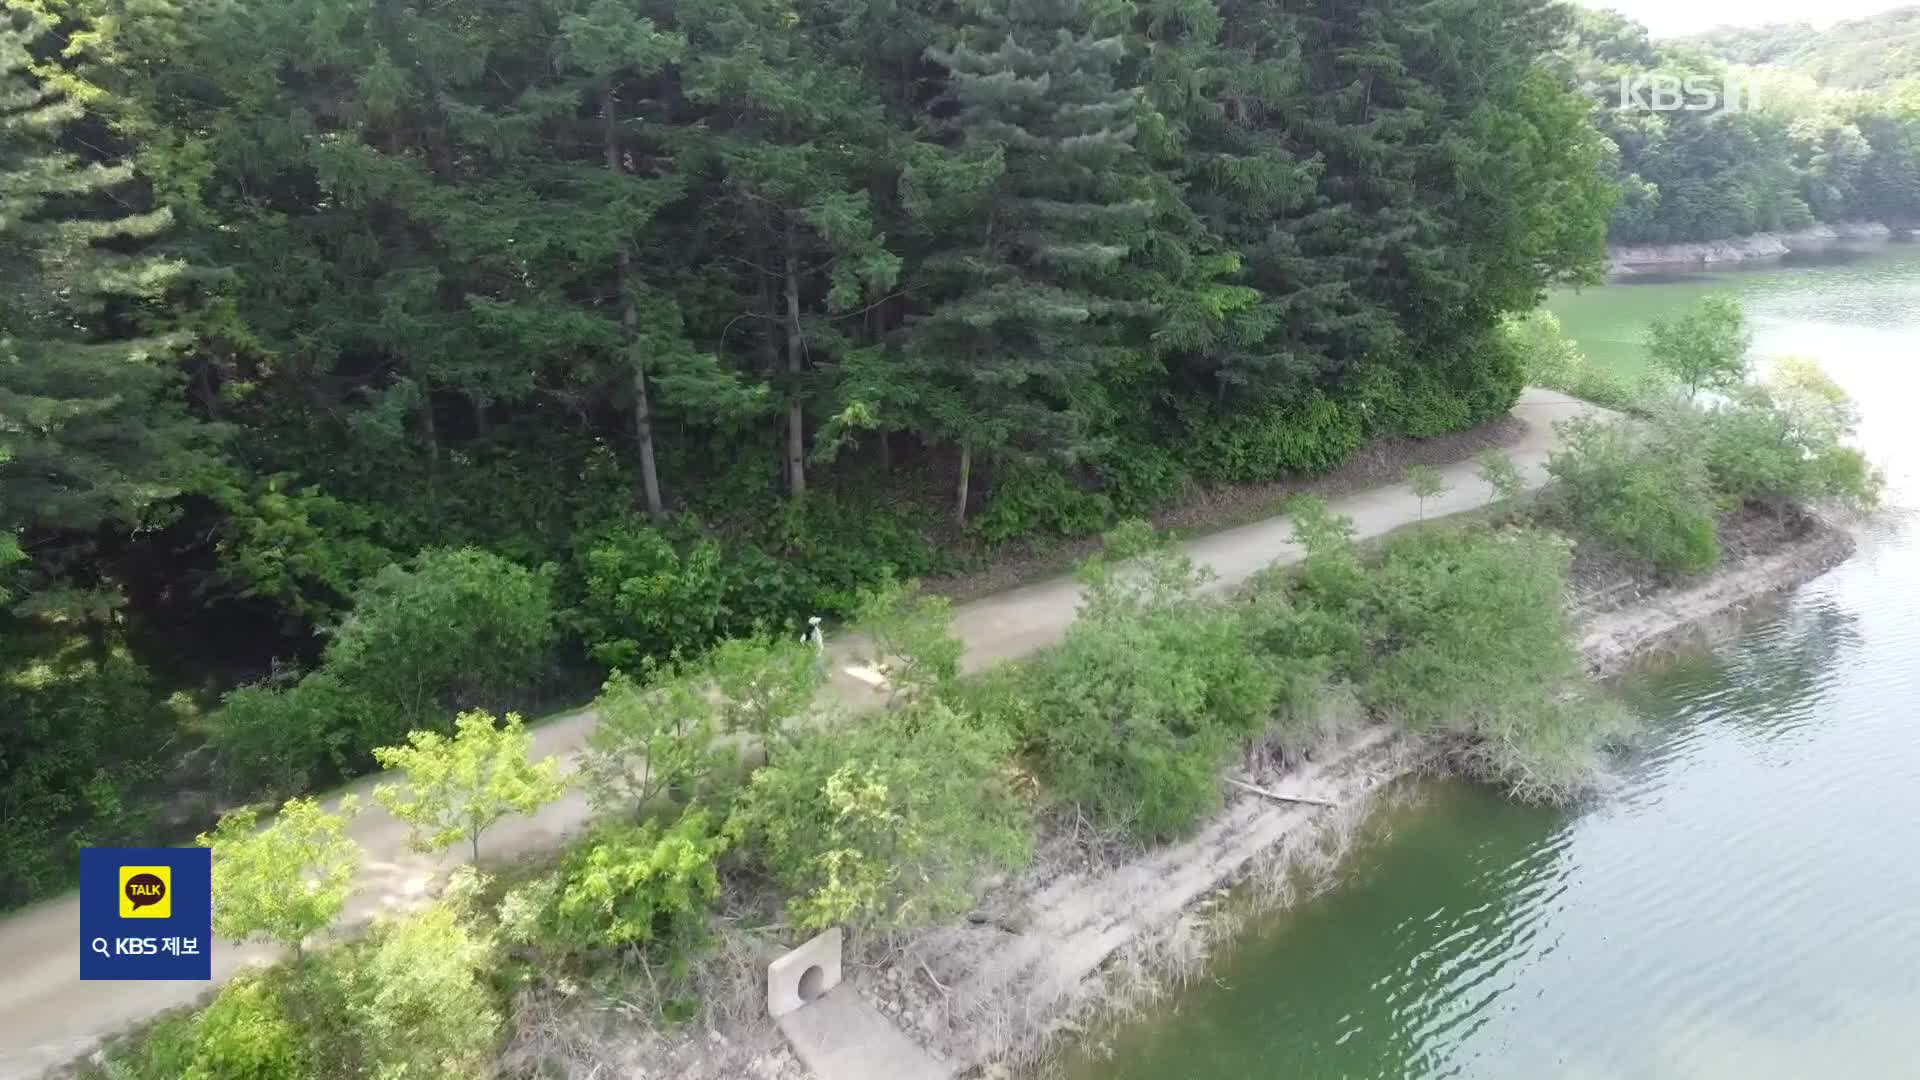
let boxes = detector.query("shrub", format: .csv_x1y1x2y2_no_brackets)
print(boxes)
1702,358,1881,510
577,668,733,819
201,797,359,957
94,1013,201,1080
727,700,1029,933
1475,449,1527,509
211,545,552,791
1546,415,1721,574
969,460,1114,546
348,903,500,1079
0,647,162,907
1361,528,1582,728
181,976,313,1080
1090,440,1187,514
503,810,727,977
1254,507,1634,802
1504,309,1644,411
851,576,962,702
207,672,366,797
1356,330,1524,438
996,525,1280,841
760,495,939,610
323,547,557,757
1406,464,1449,521
703,633,823,750
1182,393,1366,485
573,522,730,670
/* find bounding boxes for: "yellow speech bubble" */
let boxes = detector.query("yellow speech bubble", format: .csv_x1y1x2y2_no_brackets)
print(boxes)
118,865,171,919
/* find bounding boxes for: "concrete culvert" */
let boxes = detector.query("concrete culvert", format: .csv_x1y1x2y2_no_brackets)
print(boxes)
798,964,826,1002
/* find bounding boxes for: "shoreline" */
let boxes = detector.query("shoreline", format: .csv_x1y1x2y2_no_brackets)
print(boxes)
863,514,1859,1077
1607,223,1901,275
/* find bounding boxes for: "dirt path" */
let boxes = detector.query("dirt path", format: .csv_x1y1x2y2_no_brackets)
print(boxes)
0,389,1600,1079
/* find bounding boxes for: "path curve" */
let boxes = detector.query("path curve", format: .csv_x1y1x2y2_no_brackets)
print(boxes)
0,389,1600,1078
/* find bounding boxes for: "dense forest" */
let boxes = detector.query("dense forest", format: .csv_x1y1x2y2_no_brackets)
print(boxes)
1,0,1616,904
1576,7,1920,244
1680,8,1920,90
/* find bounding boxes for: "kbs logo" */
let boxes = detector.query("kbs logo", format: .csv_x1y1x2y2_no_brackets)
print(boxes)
119,865,171,918
1586,75,1762,114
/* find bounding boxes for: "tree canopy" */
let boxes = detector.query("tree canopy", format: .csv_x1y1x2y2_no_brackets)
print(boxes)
1,0,1616,908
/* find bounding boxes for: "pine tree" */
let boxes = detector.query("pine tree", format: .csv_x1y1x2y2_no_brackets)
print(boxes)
674,0,904,499
911,0,1156,522
451,0,751,519
0,12,206,608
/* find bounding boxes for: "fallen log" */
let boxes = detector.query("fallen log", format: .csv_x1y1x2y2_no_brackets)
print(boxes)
1224,776,1340,808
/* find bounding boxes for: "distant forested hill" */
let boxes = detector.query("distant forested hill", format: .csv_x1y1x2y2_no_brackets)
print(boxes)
1680,8,1920,88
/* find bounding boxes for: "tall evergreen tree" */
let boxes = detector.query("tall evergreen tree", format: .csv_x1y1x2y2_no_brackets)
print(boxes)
911,0,1156,521
0,11,206,611
674,0,903,499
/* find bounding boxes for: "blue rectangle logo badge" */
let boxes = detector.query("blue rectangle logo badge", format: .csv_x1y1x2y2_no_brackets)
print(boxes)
80,847,212,980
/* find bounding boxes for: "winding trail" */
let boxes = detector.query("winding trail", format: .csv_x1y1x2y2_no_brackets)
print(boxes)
0,389,1599,1079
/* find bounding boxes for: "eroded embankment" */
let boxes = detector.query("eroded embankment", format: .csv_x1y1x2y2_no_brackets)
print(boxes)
855,515,1858,1077
494,514,1857,1080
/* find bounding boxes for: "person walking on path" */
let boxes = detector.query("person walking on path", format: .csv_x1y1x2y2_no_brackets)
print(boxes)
807,615,826,677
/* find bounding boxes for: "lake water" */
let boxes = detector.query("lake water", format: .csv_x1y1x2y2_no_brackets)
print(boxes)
1057,244,1920,1080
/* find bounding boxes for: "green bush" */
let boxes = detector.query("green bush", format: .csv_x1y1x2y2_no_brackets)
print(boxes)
181,976,312,1080
578,668,733,819
1361,528,1582,728
727,700,1030,933
207,673,364,797
209,547,556,791
764,494,939,587
93,1013,200,1080
1182,393,1366,485
324,547,557,751
995,526,1280,841
1546,415,1721,574
1255,501,1634,802
1091,440,1188,514
1504,309,1644,411
851,576,963,702
1356,329,1525,437
502,810,727,975
573,522,730,670
0,647,162,907
1702,358,1881,510
970,461,1114,546
348,903,501,1079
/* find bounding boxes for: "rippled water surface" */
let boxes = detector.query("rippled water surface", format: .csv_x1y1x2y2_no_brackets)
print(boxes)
1059,245,1920,1080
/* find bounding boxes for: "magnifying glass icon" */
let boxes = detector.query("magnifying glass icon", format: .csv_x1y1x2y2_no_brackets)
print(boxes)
90,937,110,958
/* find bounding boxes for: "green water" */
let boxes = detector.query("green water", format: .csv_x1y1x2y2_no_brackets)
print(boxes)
1059,245,1920,1080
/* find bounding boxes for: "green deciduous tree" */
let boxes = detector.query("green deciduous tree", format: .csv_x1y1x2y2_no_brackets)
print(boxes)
703,633,823,750
1476,450,1528,509
1648,296,1753,400
577,668,731,819
851,577,962,703
1407,465,1450,522
200,796,359,958
373,711,566,862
